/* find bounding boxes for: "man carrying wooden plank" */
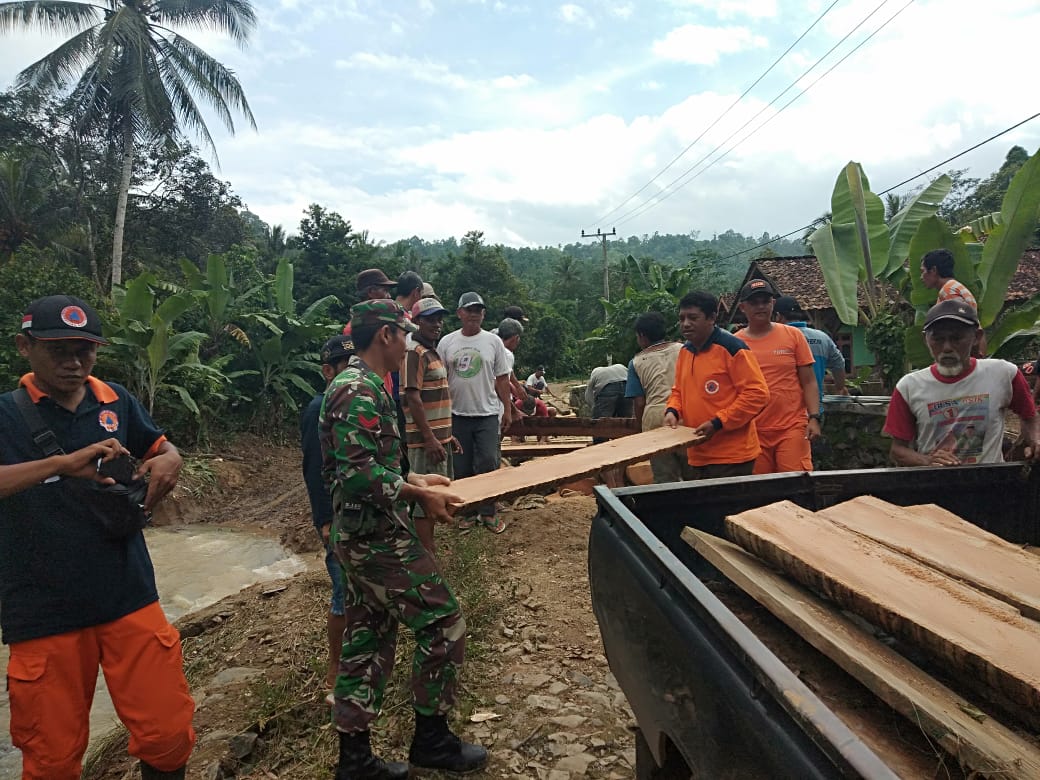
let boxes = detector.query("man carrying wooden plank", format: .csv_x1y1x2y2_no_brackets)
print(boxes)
883,299,1039,466
663,291,770,479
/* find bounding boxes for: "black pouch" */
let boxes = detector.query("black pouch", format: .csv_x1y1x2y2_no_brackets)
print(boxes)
68,456,151,539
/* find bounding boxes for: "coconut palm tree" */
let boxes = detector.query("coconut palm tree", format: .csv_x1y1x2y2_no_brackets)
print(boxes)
0,0,257,287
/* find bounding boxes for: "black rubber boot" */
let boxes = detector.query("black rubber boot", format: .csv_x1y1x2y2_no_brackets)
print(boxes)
139,762,186,780
335,731,409,780
408,713,488,774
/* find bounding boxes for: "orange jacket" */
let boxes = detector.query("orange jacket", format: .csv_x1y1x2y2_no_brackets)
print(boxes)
666,327,770,465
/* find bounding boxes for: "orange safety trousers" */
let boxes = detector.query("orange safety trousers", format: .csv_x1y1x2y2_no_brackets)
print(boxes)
6,601,196,780
753,426,813,475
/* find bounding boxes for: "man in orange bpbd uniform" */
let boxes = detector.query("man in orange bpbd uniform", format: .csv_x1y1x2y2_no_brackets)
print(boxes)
663,291,770,479
0,296,194,780
735,279,822,474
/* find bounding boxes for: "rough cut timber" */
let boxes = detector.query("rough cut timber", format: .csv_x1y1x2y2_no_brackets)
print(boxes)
818,496,1040,621
724,500,1040,712
685,528,1040,779
434,427,702,513
500,442,588,458
504,416,638,439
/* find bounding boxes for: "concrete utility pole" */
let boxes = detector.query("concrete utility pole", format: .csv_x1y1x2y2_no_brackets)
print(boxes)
581,228,616,319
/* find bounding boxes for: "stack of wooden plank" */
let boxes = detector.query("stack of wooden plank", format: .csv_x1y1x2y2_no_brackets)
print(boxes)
683,495,1040,779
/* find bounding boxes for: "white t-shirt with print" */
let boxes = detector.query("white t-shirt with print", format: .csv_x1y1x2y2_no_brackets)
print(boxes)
438,329,511,417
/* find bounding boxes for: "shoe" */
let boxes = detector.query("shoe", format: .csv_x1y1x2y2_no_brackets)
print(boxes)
481,514,507,534
409,713,488,774
457,516,476,531
336,731,409,780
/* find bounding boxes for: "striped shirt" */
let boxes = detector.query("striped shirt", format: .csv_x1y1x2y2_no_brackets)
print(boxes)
938,278,978,310
402,340,452,448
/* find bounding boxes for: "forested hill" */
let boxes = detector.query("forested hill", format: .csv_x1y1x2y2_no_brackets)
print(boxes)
383,229,808,299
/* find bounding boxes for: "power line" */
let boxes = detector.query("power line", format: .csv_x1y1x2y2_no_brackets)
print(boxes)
610,0,908,229
705,109,1040,265
587,0,843,229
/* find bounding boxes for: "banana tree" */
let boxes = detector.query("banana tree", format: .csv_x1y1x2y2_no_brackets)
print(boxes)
240,256,339,411
810,163,952,326
901,148,1040,362
104,272,230,415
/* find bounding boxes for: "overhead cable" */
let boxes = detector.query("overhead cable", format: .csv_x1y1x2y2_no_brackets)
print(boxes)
611,0,910,230
705,109,1040,265
586,0,843,229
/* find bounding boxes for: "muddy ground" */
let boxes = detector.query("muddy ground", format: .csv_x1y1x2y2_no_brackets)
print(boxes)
84,433,635,780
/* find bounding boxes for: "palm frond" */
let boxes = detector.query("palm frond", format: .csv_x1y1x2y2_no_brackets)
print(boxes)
154,0,255,45
0,0,102,36
15,24,100,93
159,33,254,130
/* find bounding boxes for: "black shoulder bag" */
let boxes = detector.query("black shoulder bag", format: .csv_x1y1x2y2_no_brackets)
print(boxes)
13,388,151,539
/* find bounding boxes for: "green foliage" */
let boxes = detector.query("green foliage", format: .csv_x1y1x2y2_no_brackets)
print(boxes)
864,310,908,391
238,257,338,414
101,273,224,418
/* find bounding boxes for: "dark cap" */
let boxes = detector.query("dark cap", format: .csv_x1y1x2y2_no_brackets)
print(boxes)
320,334,355,364
503,305,529,323
923,299,979,330
458,291,486,309
738,279,778,302
497,318,524,339
349,300,418,332
356,268,395,292
412,298,448,318
774,295,805,317
21,295,107,344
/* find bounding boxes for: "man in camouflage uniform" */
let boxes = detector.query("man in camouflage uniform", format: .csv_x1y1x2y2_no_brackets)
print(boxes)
320,300,488,779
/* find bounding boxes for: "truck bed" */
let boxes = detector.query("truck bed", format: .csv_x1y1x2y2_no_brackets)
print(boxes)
589,464,1040,779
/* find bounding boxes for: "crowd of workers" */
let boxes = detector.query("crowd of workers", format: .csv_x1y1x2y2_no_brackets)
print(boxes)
1,245,1039,779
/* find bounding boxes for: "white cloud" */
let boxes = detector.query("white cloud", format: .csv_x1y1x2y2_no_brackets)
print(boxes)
559,4,593,27
492,74,535,89
668,0,777,19
652,24,768,65
611,4,634,19
641,80,662,91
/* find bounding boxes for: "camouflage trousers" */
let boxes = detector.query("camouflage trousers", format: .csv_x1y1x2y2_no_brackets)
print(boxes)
331,518,467,732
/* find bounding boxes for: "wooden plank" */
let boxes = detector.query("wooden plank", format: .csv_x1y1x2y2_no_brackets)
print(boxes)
500,442,588,457
625,460,654,486
818,496,1040,621
504,416,638,439
684,528,1040,779
724,500,1040,712
435,427,702,512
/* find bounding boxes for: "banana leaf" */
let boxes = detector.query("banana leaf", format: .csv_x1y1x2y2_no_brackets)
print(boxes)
885,174,952,277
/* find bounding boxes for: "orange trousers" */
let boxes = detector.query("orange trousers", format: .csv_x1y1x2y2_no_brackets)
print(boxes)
6,601,196,780
753,426,813,474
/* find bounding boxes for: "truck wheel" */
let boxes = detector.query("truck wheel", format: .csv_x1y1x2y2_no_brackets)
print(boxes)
634,727,692,780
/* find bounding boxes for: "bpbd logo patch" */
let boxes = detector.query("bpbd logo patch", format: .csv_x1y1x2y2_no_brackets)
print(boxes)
98,409,119,432
704,379,720,395
61,305,88,328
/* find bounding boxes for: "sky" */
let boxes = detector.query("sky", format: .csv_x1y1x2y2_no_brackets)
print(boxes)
2,0,1039,250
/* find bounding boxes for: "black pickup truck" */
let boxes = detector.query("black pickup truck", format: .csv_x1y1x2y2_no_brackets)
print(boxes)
589,465,1040,779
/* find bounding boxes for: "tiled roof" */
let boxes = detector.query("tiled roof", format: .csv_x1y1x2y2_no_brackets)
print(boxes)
745,251,1040,311
1006,249,1040,302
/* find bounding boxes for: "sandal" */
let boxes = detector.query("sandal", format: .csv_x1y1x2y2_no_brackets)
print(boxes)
481,514,508,534
457,516,477,531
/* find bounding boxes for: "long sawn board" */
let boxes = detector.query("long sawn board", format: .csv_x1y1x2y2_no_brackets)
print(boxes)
432,426,703,513
817,496,1040,621
724,500,1040,712
684,527,1040,779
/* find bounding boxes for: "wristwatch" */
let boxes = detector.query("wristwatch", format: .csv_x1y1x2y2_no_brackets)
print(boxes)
808,413,823,422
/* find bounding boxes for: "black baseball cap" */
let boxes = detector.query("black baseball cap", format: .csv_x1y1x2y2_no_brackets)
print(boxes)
320,333,355,364
503,305,529,323
923,299,979,330
21,295,107,344
738,279,778,302
774,295,805,317
458,291,486,309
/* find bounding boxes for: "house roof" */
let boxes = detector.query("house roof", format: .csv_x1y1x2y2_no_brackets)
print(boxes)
742,251,1040,311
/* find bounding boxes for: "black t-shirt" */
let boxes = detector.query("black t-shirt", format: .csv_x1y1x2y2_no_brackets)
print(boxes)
0,376,164,644
300,393,333,531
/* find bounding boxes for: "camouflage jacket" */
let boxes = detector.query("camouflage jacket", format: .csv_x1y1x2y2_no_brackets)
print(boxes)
320,355,407,535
